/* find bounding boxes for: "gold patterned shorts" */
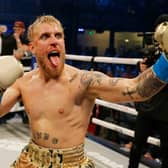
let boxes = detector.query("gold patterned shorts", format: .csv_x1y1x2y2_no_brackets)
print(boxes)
10,141,95,168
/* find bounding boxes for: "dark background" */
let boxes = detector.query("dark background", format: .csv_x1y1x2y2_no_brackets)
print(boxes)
0,0,167,31
1,0,167,52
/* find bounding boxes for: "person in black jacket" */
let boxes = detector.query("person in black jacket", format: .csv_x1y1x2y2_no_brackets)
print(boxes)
1,21,29,59
0,25,7,56
0,25,8,124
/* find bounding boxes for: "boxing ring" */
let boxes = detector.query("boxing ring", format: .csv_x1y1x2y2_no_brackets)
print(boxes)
0,54,161,168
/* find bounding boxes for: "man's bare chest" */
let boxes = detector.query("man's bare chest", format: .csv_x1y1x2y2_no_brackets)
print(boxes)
21,82,83,117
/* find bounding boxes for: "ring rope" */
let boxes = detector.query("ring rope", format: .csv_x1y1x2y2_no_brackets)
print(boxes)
22,54,142,71
95,99,137,116
66,54,142,65
92,118,160,146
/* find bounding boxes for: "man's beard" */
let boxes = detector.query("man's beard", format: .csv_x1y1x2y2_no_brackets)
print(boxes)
39,58,65,79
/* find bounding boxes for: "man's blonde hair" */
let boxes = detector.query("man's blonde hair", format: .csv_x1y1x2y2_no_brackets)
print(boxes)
28,15,64,42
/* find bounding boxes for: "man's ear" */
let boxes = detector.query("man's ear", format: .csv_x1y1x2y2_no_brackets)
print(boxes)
28,43,35,54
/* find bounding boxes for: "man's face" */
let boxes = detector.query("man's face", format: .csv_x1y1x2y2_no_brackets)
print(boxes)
30,22,66,78
13,26,25,35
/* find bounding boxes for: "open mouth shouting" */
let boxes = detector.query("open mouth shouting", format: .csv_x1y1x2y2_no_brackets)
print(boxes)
48,51,60,67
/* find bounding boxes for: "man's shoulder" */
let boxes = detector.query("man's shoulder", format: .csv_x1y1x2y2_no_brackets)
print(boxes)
21,70,36,80
65,64,81,73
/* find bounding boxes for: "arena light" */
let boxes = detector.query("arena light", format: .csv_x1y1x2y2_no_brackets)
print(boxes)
78,28,85,32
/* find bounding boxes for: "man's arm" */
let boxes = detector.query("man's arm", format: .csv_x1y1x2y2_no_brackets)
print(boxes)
0,85,21,117
0,56,24,117
132,67,165,99
82,69,165,103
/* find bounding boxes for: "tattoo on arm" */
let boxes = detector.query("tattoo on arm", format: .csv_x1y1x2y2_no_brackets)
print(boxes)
136,69,164,98
80,68,164,100
69,73,78,82
109,78,136,99
123,87,136,99
109,78,121,86
80,71,104,88
123,68,165,99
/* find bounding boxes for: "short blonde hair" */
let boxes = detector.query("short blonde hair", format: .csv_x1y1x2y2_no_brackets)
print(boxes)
27,15,64,42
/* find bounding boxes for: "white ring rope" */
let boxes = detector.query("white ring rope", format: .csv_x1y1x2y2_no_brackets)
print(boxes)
66,54,142,65
95,99,138,116
92,118,160,146
19,54,159,147
22,54,142,71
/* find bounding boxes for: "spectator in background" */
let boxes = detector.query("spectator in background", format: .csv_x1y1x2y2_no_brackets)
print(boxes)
0,25,8,124
1,20,29,59
0,24,7,56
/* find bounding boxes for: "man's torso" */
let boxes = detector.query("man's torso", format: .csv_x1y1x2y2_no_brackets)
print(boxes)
17,67,95,148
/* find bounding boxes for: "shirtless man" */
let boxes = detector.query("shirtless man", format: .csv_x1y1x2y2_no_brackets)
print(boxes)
0,15,168,168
